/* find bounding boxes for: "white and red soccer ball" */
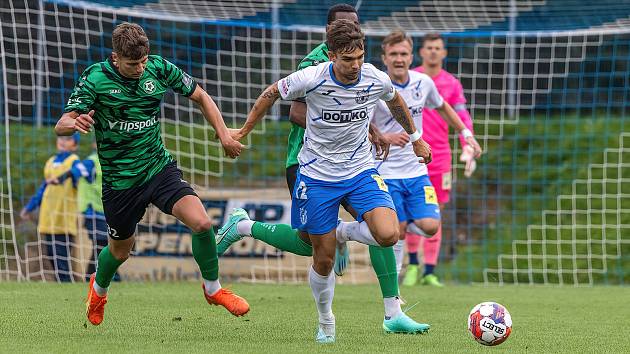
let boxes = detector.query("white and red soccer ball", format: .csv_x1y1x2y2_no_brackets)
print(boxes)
468,302,512,346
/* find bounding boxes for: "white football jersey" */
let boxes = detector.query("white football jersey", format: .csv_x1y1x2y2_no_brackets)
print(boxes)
371,70,444,179
278,62,395,181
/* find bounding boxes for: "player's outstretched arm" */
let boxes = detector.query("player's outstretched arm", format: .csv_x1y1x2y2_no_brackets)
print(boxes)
55,110,94,135
435,101,482,158
237,82,281,139
385,91,432,164
189,86,243,159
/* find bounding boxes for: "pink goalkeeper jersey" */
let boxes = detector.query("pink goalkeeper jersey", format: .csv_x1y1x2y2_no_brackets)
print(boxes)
413,66,474,175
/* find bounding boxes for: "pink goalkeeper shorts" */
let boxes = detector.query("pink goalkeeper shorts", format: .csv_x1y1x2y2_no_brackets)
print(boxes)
429,172,452,204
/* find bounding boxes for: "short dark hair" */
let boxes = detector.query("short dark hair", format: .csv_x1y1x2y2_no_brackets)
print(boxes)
327,3,358,25
421,33,444,48
327,19,364,54
112,22,150,60
381,30,413,51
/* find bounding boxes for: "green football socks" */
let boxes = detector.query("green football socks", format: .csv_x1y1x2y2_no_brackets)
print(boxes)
369,245,399,298
192,229,219,281
95,246,125,289
251,222,313,256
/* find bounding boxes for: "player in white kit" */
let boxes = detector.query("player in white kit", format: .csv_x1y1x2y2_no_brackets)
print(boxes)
361,31,482,275
228,20,432,343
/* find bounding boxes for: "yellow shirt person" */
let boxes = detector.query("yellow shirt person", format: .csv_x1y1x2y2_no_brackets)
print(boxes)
21,134,81,282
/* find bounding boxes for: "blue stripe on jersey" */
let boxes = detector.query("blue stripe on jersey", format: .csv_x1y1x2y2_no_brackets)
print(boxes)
305,79,327,94
332,97,342,105
349,138,366,160
311,116,322,121
364,82,375,92
300,158,317,168
328,63,361,89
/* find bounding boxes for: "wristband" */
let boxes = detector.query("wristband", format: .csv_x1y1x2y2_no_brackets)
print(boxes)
409,130,421,142
461,128,473,139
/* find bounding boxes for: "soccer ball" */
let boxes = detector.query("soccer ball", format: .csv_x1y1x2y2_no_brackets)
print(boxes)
467,302,512,346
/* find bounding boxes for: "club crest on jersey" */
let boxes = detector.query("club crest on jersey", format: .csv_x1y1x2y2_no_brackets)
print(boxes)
143,80,156,94
355,90,369,104
413,87,422,100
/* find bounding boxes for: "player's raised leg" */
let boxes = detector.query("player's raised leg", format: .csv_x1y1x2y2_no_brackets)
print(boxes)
217,208,312,257
172,195,249,316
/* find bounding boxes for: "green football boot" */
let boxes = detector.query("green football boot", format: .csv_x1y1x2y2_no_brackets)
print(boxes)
402,264,419,287
315,322,335,343
420,274,444,287
383,312,430,334
216,208,250,255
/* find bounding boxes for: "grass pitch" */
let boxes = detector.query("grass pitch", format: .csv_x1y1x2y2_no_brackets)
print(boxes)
0,282,628,353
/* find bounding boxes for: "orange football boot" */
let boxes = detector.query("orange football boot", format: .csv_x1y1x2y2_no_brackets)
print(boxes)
85,273,107,325
203,285,250,317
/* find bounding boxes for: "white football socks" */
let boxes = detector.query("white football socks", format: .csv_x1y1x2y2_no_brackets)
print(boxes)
92,281,108,297
236,220,255,236
203,279,221,296
383,296,403,319
309,266,336,325
393,239,405,275
336,221,380,246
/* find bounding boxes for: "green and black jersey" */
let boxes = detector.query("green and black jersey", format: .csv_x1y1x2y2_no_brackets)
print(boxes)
64,55,197,190
285,42,330,168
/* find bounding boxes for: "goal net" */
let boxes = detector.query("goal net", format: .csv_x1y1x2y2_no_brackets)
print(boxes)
1,0,629,285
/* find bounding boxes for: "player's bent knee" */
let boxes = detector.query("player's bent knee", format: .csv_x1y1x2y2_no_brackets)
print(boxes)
417,220,440,236
312,257,334,275
108,241,133,261
375,228,399,247
189,218,213,233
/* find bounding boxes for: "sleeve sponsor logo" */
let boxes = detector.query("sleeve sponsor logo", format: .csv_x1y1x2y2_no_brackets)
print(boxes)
280,77,291,96
67,97,82,105
321,107,368,123
182,73,193,89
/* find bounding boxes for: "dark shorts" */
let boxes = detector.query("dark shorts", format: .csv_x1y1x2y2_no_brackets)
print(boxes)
102,161,197,240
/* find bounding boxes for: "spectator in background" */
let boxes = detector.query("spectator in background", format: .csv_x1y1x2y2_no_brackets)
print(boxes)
77,141,119,281
20,133,81,282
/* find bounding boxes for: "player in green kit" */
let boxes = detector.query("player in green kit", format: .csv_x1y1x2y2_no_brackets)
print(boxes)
218,5,428,336
55,22,250,326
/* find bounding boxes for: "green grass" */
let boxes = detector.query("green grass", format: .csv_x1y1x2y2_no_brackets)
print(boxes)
0,282,628,353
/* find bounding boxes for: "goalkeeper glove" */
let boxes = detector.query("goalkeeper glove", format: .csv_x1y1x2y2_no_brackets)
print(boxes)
459,145,477,178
